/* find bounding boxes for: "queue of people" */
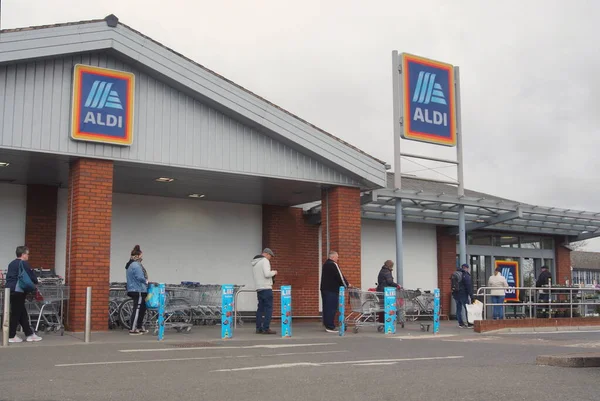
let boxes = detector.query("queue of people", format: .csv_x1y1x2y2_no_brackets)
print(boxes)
4,241,559,341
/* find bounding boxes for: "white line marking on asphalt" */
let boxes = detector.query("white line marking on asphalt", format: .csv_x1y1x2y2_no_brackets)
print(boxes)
55,350,347,368
56,355,234,367
353,362,398,366
390,334,456,340
442,336,501,342
119,342,335,353
211,355,464,372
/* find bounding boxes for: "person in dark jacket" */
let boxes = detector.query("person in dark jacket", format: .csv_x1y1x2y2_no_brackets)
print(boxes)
536,266,552,306
376,260,400,323
455,263,474,328
376,260,399,292
320,251,350,332
5,246,42,343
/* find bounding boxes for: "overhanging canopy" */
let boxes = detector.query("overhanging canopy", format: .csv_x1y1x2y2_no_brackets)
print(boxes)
361,188,600,241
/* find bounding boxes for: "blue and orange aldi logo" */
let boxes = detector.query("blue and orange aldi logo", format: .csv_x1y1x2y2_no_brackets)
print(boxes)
401,53,456,146
71,64,135,145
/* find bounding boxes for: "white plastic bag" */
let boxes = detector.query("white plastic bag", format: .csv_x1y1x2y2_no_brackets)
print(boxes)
466,301,483,324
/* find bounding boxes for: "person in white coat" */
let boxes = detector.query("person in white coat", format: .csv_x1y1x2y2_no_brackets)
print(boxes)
488,267,509,320
251,248,278,334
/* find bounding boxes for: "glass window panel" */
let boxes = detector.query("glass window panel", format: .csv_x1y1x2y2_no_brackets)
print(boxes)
541,238,554,249
468,233,493,246
520,236,541,249
494,235,519,248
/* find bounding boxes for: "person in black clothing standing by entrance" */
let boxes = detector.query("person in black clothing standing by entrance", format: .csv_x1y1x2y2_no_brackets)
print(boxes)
536,265,552,313
320,251,350,333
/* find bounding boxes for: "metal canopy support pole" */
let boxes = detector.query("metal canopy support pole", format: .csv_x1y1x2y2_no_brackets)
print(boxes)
392,50,404,286
455,66,467,266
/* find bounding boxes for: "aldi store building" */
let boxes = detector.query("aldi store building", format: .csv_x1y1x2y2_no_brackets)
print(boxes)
1,15,600,330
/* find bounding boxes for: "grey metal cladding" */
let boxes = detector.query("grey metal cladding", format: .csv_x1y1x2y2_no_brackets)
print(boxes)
0,20,388,188
0,53,360,186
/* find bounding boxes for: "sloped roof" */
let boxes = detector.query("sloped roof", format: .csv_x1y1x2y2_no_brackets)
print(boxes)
571,251,600,271
386,173,518,203
0,14,387,189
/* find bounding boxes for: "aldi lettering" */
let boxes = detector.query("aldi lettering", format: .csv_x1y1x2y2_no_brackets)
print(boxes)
71,64,135,146
400,53,457,146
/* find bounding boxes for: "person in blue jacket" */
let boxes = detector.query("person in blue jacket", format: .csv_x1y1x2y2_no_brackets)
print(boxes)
126,245,148,335
5,246,42,343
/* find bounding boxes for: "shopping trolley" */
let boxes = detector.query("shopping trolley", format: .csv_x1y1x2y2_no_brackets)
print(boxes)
398,288,434,331
345,288,385,333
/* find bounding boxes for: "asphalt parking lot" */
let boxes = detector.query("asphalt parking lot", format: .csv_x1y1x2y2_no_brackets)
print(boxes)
1,323,599,401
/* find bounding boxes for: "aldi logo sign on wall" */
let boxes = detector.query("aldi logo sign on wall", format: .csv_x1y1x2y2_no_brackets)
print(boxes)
494,260,520,302
400,53,456,146
71,64,135,145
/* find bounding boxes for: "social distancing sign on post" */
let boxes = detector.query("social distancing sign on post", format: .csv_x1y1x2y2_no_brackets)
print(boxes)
221,284,234,339
384,287,397,334
338,286,345,336
281,285,292,338
157,283,166,341
433,288,440,334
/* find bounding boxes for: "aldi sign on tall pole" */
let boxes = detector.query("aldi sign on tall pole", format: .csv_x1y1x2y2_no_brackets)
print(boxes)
400,53,457,147
392,51,465,289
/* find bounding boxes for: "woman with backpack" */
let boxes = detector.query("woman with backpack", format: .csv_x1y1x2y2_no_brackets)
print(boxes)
5,246,42,343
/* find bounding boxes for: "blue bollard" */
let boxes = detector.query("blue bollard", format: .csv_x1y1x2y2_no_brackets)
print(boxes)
281,285,292,338
433,288,440,334
221,285,234,339
384,287,397,334
157,283,165,341
338,286,345,336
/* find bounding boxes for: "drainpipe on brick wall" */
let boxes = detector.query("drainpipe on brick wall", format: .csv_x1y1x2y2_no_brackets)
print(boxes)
325,188,330,256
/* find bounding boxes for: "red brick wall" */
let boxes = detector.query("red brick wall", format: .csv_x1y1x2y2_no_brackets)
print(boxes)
25,185,58,269
437,227,456,317
262,205,320,317
555,237,571,285
66,158,113,331
321,187,362,289
475,317,600,333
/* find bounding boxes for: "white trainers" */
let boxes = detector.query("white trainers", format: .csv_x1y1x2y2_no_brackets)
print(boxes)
26,334,42,342
8,336,23,343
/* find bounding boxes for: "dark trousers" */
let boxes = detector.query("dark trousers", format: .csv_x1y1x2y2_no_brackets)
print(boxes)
128,292,147,330
453,292,469,326
9,292,33,338
256,289,274,331
321,290,339,330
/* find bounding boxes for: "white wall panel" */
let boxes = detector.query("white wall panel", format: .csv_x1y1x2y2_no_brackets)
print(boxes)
361,220,437,291
0,184,26,268
110,193,262,311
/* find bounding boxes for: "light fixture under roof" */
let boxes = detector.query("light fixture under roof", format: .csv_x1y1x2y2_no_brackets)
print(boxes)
0,162,9,167
155,177,175,183
188,193,205,198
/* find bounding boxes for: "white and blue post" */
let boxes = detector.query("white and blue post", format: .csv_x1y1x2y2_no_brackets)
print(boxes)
281,285,292,338
221,284,234,339
384,287,397,334
433,288,440,334
338,286,346,336
157,283,166,341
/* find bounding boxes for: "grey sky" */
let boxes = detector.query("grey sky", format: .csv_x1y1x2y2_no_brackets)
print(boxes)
3,0,600,249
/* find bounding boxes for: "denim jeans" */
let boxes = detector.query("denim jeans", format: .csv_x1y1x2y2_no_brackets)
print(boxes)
491,295,505,320
256,289,273,331
453,293,469,326
321,290,339,330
